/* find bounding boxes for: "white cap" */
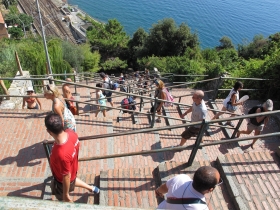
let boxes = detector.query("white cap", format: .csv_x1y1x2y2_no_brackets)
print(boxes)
263,99,273,111
27,87,34,92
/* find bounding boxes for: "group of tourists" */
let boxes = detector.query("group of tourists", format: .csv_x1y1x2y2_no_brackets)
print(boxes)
177,81,273,149
21,75,274,207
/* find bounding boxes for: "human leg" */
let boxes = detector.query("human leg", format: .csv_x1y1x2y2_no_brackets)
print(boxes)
75,177,99,194
212,106,227,120
179,127,199,146
251,129,262,149
102,109,106,117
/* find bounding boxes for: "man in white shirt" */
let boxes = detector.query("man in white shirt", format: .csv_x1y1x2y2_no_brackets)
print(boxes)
156,166,222,210
178,90,207,146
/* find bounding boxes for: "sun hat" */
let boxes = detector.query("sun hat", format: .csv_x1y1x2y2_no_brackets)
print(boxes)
263,99,273,111
27,87,34,92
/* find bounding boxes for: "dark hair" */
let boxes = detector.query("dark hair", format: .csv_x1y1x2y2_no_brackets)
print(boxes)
96,83,102,88
233,81,243,91
192,166,218,193
100,72,106,79
45,113,64,135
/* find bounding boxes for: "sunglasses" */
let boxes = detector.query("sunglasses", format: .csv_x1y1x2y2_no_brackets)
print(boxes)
46,85,54,93
215,178,223,187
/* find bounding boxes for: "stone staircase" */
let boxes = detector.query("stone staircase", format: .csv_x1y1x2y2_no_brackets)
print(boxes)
1,78,280,209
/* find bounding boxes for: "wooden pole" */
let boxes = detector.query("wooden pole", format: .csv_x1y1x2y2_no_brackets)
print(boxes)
15,51,23,76
0,77,10,100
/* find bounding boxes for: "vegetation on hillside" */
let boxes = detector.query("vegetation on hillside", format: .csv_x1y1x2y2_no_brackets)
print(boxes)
0,4,279,102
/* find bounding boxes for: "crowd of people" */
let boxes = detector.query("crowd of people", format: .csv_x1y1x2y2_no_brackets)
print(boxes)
20,73,274,206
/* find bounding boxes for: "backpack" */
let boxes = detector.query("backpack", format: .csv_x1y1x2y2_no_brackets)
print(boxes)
163,88,174,107
121,98,129,113
248,105,265,126
104,79,118,90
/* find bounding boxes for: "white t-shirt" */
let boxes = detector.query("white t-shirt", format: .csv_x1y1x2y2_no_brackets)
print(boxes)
191,100,207,128
223,88,239,108
157,174,208,210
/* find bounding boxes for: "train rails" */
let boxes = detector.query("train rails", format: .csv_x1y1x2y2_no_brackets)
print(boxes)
18,0,75,43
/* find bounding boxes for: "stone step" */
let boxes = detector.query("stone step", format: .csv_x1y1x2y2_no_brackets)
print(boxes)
217,151,280,210
99,167,158,209
0,196,147,209
43,173,99,205
157,160,236,210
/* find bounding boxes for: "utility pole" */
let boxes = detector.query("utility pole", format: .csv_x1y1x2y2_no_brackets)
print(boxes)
17,18,26,38
36,0,53,75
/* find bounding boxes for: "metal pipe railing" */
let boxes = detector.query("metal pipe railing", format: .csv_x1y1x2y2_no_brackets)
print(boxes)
76,132,280,161
43,109,280,145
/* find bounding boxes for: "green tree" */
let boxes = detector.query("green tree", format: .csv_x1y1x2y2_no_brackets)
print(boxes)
143,18,198,57
238,35,268,59
80,44,100,72
62,41,84,71
87,19,129,60
218,36,234,49
8,27,24,39
100,57,127,70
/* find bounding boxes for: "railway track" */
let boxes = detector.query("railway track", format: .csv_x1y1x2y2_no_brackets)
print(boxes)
18,0,75,43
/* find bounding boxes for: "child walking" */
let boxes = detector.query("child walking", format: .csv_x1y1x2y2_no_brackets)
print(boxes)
95,83,106,117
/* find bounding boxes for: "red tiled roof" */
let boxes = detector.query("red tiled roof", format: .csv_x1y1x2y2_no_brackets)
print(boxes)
0,11,4,24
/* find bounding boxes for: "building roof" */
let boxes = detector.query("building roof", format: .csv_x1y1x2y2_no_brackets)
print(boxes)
0,11,4,24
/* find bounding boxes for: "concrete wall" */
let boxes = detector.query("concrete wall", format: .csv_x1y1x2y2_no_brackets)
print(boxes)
0,71,32,109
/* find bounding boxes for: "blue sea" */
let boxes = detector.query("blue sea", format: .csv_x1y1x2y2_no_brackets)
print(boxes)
68,0,280,48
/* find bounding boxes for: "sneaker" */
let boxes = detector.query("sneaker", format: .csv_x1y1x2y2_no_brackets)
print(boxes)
227,122,235,127
91,186,100,194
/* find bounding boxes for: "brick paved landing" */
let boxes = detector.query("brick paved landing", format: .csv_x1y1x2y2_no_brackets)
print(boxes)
217,151,280,210
100,167,157,209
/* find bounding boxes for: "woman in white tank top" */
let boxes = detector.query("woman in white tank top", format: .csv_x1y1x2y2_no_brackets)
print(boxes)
212,81,243,127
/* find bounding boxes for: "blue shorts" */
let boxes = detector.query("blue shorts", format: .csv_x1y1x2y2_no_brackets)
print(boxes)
104,91,112,102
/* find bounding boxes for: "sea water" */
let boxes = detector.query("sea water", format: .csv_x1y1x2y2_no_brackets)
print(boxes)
68,0,280,48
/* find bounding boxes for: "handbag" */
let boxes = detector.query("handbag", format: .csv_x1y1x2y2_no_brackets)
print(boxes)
70,106,78,115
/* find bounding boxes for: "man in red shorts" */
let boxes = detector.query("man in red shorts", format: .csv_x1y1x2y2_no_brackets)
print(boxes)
45,113,99,202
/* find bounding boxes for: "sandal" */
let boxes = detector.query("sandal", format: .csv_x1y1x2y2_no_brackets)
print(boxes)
156,119,161,123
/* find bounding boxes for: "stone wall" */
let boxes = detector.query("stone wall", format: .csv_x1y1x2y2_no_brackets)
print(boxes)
0,71,32,109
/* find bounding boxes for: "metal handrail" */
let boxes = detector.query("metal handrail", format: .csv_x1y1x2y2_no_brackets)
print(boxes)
77,132,280,161
43,109,280,145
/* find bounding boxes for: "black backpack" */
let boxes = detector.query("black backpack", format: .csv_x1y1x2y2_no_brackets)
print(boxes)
248,105,264,126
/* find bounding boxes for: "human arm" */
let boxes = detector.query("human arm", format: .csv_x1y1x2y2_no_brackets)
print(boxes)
22,98,26,109
255,108,267,123
62,173,73,202
53,101,64,127
155,183,168,198
36,97,42,110
231,93,243,106
181,106,193,118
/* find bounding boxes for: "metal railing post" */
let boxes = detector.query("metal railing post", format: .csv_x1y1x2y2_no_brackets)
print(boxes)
187,120,208,166
43,140,51,164
140,94,143,112
74,74,77,94
231,118,244,139
150,97,158,128
212,76,222,101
